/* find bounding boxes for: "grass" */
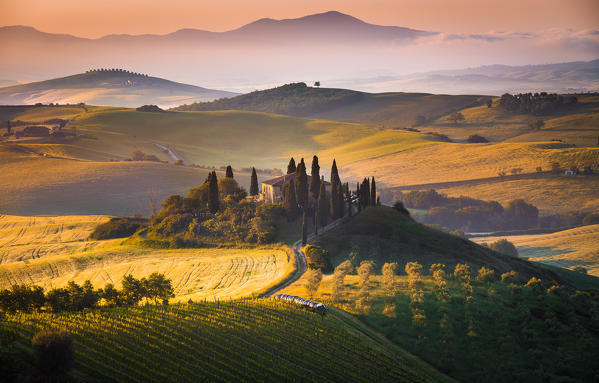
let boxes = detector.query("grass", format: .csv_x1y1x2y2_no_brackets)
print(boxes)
436,175,599,214
472,224,599,276
0,300,447,382
0,215,296,302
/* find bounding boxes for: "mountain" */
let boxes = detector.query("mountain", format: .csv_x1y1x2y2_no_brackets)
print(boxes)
173,82,485,126
335,59,599,95
0,69,237,107
0,12,434,88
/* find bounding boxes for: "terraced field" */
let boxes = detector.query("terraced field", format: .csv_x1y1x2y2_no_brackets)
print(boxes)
0,301,447,382
0,215,295,301
472,224,599,276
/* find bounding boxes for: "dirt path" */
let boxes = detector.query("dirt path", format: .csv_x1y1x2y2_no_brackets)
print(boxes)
153,142,181,162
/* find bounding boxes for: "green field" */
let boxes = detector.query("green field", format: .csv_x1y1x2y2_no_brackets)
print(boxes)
0,300,448,382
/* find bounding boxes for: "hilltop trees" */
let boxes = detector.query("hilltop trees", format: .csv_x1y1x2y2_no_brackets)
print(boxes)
284,179,299,221
370,177,377,206
295,158,309,208
359,178,370,207
250,167,259,196
329,160,344,219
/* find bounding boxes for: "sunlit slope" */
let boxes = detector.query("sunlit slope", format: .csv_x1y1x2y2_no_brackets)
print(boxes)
472,225,599,276
420,95,599,146
0,145,230,216
0,215,110,264
1,301,447,383
341,141,599,186
436,176,599,214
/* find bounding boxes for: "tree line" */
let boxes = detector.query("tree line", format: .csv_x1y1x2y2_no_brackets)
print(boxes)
0,273,174,313
499,92,577,115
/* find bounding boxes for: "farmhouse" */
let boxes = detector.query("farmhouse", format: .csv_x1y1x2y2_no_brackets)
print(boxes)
261,173,331,203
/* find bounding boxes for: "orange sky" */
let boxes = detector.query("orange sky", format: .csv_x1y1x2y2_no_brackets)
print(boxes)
1,0,598,38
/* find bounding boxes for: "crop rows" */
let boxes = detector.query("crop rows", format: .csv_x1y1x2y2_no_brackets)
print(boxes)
1,299,436,382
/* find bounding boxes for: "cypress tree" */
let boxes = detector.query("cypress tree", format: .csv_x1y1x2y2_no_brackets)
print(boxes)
295,159,308,209
318,181,328,227
330,174,339,219
287,158,296,174
371,177,377,206
331,159,340,185
301,209,307,245
314,210,319,235
249,167,259,196
208,171,219,214
309,155,320,201
284,179,298,221
225,165,234,178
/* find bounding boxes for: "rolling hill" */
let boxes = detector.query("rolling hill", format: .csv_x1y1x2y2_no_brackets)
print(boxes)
0,69,236,108
1,301,449,382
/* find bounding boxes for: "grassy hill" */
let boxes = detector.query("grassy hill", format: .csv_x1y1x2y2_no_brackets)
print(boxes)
0,300,448,382
473,224,599,277
0,215,295,301
174,82,484,127
311,206,574,283
0,69,236,108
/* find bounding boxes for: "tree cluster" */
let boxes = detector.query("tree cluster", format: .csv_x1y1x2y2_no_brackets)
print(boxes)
0,273,174,314
499,92,577,115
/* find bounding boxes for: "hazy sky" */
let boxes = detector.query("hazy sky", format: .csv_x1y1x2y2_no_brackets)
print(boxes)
1,0,598,37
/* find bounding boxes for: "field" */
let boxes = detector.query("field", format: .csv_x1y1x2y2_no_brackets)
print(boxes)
0,300,449,382
0,215,296,301
472,224,599,276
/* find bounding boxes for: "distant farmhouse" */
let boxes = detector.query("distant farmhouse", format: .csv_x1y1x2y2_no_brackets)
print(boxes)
261,173,331,203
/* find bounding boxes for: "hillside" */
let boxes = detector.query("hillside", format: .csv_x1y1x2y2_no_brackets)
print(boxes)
473,224,599,276
174,82,484,127
311,206,571,284
0,69,236,108
0,214,296,301
0,301,448,382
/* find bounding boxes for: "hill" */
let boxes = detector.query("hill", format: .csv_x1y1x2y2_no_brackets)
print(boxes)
311,206,572,284
174,82,485,127
0,301,448,382
0,214,296,301
0,69,236,108
472,224,599,277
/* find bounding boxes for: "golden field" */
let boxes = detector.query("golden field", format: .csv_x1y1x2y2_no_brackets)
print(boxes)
472,225,599,277
0,215,296,301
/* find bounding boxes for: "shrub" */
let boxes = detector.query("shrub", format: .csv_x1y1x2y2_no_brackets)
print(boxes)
466,134,488,143
32,330,74,379
89,217,146,240
152,214,193,238
304,269,322,298
393,201,410,216
305,245,332,272
136,105,164,112
501,270,520,284
476,266,496,283
488,239,519,257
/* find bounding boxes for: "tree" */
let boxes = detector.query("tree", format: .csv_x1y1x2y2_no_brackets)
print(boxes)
331,261,353,302
504,199,538,229
6,120,11,134
466,134,488,143
309,155,321,201
488,239,519,257
318,181,328,227
218,177,247,202
370,177,376,206
453,264,472,299
382,262,399,294
358,260,375,289
314,81,321,87
301,209,307,245
295,159,308,209
144,272,174,304
329,160,342,219
225,165,234,178
486,99,493,108
208,171,219,214
304,269,322,298
250,167,259,196
32,330,74,380
360,178,370,207
476,266,496,283
102,283,121,306
121,275,145,305
430,263,449,301
283,179,298,221
448,111,465,125
287,157,296,174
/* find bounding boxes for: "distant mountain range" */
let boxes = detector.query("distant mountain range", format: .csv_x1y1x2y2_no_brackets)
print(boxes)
0,69,236,107
332,60,599,95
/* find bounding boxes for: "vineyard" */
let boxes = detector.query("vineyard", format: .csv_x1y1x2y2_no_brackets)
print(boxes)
0,300,447,382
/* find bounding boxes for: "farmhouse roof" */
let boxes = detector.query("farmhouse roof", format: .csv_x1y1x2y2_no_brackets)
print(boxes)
262,172,331,187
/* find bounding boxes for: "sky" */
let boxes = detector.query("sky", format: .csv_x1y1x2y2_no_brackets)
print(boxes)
1,0,598,37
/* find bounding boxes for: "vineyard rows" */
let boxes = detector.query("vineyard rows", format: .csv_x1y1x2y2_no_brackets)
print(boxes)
1,299,439,382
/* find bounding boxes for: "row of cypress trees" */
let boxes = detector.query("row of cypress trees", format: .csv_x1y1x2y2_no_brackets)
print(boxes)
282,156,346,226
357,176,378,208
204,165,261,214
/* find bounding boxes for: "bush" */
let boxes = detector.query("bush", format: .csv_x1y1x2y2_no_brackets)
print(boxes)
136,105,164,112
466,134,488,143
305,245,332,272
392,201,410,216
488,239,519,257
32,330,74,379
89,217,146,240
501,270,520,284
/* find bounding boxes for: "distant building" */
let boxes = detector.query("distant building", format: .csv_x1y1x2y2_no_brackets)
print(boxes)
261,172,331,203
